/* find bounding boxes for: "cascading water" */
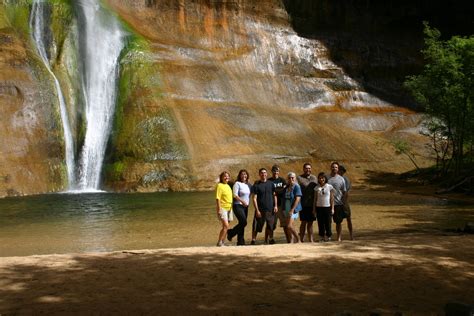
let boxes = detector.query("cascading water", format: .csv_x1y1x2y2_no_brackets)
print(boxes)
30,0,125,192
75,0,125,191
30,0,76,189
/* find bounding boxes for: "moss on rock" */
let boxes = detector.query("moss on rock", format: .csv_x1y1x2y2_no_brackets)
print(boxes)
2,4,31,36
104,32,189,190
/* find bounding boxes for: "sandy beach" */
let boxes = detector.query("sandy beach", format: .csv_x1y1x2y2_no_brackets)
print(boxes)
1,177,473,314
1,231,473,315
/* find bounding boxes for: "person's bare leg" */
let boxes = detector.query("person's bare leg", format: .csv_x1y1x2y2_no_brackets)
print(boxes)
218,220,229,244
283,227,291,243
288,220,299,243
252,229,258,243
307,222,314,242
268,226,274,241
264,226,270,243
347,217,354,240
299,221,306,242
336,222,342,241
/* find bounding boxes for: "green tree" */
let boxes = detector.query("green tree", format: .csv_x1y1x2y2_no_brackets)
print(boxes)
422,117,451,173
392,140,421,172
405,23,474,176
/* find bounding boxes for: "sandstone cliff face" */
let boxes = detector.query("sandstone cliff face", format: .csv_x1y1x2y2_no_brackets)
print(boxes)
1,0,440,196
104,0,430,192
0,27,64,197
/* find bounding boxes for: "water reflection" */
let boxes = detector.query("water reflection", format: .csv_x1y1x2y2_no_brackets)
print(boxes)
0,190,472,257
74,193,116,253
0,192,216,256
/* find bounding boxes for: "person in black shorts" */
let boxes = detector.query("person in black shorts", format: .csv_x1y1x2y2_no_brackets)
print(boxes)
251,168,278,245
327,162,347,242
296,162,317,242
339,165,354,240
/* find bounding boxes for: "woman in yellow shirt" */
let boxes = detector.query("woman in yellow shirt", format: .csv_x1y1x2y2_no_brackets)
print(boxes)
216,171,233,246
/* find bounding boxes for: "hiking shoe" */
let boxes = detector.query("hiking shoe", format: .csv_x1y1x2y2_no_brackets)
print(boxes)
250,240,256,245
319,238,325,243
269,239,276,245
216,241,224,247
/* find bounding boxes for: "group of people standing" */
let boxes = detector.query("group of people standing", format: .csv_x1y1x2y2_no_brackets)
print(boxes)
215,162,354,247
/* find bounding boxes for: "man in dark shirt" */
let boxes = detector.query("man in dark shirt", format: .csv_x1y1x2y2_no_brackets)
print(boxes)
269,164,287,242
251,168,278,245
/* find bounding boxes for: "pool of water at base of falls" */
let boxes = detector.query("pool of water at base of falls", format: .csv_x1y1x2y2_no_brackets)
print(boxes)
0,190,472,256
0,191,216,256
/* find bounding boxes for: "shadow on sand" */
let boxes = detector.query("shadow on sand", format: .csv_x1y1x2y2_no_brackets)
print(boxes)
1,233,473,314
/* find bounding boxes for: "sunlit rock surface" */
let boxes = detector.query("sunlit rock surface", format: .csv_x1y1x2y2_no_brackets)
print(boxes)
105,0,430,192
1,0,444,196
0,28,64,196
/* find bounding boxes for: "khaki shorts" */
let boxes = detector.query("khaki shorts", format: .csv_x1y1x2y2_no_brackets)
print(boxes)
277,210,288,227
343,203,351,218
218,209,233,222
277,210,299,227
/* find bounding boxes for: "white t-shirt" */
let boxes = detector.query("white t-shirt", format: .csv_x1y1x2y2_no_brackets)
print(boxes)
314,183,334,207
232,181,251,205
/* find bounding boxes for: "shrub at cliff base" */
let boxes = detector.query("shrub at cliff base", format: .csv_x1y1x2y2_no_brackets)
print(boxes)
405,22,474,181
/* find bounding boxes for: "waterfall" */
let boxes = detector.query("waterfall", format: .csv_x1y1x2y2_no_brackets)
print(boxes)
75,0,125,191
30,0,125,192
30,0,76,189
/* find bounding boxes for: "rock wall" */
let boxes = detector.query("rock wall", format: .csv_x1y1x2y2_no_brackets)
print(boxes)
104,0,432,192
5,0,467,196
0,3,78,197
0,22,64,196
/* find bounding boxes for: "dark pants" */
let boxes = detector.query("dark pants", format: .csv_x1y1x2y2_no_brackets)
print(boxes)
252,210,276,234
316,206,332,238
229,204,248,243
